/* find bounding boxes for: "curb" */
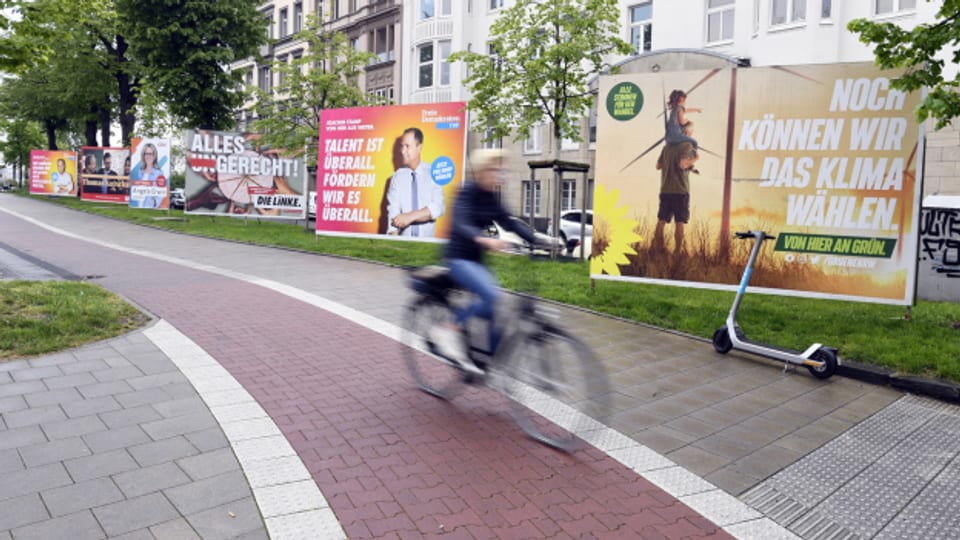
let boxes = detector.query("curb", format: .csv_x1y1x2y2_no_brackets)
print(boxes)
839,360,960,404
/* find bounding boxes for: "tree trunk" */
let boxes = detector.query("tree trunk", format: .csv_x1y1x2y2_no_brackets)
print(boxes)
85,118,99,146
114,36,137,147
100,106,111,147
45,120,57,150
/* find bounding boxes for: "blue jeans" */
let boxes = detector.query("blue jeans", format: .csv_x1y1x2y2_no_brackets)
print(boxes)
446,259,502,353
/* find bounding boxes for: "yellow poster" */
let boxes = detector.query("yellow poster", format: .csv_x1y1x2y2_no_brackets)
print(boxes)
592,62,923,305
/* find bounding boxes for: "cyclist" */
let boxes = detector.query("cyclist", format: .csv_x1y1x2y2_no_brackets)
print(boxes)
430,149,540,374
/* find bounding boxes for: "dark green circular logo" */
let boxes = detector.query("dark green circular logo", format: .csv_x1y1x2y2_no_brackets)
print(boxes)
606,82,643,121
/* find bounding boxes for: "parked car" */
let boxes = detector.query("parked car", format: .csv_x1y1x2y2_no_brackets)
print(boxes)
308,191,317,220
486,217,563,255
559,209,593,246
566,235,593,258
170,188,185,210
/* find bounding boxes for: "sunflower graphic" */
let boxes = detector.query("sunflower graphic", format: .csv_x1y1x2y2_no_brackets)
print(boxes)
590,184,642,276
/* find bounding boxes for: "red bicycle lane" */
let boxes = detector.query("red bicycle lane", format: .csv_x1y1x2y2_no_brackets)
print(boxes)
6,215,734,539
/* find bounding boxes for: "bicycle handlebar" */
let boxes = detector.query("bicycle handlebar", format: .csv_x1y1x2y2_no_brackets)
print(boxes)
734,230,776,240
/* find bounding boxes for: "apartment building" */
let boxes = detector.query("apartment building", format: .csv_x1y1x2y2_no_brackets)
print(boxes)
237,1,956,220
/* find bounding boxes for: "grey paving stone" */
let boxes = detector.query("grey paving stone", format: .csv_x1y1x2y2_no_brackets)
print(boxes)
0,447,23,474
0,529,10,540
0,425,47,451
126,372,189,391
128,436,199,467
20,436,91,467
141,411,218,441
3,404,67,429
114,387,170,408
185,496,264,540
163,382,201,399
0,493,48,530
62,395,121,418
177,447,240,481
41,477,124,517
0,395,27,414
106,529,154,540
27,353,75,368
41,414,108,440
112,461,191,499
99,405,163,429
11,510,105,540
24,387,83,408
93,493,180,537
64,448,139,482
150,518,201,540
232,528,270,540
82,425,152,453
184,427,229,452
164,470,251,515
0,358,30,373
0,371,10,384
77,380,134,399
58,358,110,375
0,380,46,399
0,463,72,501
43,372,98,390
103,357,134,369
73,346,115,362
152,396,207,419
128,353,177,375
10,365,63,382
92,366,144,383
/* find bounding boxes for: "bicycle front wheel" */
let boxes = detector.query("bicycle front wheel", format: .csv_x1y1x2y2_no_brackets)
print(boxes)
497,327,611,451
402,295,465,400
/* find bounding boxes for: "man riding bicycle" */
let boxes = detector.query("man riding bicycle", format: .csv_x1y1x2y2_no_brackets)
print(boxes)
430,149,542,375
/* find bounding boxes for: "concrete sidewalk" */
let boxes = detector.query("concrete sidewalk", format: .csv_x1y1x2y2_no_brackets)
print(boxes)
1,193,959,539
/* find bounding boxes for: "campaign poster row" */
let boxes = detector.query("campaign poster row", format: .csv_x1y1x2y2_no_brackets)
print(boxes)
184,130,306,218
315,102,467,239
592,62,924,305
29,139,172,209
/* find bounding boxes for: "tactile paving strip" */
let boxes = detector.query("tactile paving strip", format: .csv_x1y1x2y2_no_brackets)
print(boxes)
742,395,960,539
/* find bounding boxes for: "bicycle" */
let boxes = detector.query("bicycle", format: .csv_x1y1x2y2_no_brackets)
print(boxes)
401,254,612,451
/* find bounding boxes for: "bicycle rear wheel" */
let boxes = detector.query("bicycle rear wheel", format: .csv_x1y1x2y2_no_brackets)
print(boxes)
402,295,466,400
497,327,611,451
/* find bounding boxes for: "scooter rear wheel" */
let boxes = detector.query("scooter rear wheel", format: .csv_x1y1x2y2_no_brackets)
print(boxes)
712,327,733,354
807,347,838,379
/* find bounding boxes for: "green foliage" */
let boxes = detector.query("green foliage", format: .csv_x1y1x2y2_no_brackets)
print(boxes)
118,0,268,130
0,117,44,167
449,0,631,154
849,1,960,129
250,15,375,164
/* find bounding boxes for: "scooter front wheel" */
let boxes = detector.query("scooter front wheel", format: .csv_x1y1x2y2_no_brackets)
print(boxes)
712,327,733,354
807,347,838,379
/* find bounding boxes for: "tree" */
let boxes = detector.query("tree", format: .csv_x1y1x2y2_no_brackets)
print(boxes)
250,15,375,164
849,1,960,129
449,0,631,238
0,116,44,186
118,0,268,130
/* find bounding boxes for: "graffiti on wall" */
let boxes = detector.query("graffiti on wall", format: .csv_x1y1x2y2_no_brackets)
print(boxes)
919,207,960,277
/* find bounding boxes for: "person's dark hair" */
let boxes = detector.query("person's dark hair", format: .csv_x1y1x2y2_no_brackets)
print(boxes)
668,89,686,109
103,152,112,160
84,154,96,167
57,158,65,167
403,127,424,145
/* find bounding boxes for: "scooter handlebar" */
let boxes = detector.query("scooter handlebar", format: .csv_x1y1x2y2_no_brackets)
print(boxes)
734,230,777,240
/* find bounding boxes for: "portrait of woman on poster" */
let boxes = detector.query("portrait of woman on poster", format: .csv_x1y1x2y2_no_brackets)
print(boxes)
132,143,162,183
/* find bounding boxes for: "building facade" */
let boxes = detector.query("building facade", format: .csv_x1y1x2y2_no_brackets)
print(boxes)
237,1,957,223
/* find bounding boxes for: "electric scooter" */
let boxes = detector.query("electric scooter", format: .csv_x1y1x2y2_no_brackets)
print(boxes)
712,230,839,379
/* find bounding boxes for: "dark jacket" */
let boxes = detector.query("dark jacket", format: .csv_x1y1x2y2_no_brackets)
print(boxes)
444,181,536,263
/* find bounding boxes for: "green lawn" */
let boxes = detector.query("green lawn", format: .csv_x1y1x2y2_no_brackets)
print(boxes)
13,189,960,383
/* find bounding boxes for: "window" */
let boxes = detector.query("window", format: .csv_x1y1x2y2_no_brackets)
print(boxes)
416,40,451,89
417,43,433,88
350,36,360,51
369,86,395,104
875,0,916,14
522,181,542,215
706,0,735,43
561,121,580,151
589,108,597,147
258,65,272,92
294,2,303,32
771,0,805,25
821,0,831,18
374,26,395,63
279,8,288,37
245,70,253,86
277,55,287,86
561,180,576,211
629,3,653,53
420,0,434,19
262,9,274,39
524,124,542,154
482,128,502,149
490,0,504,10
